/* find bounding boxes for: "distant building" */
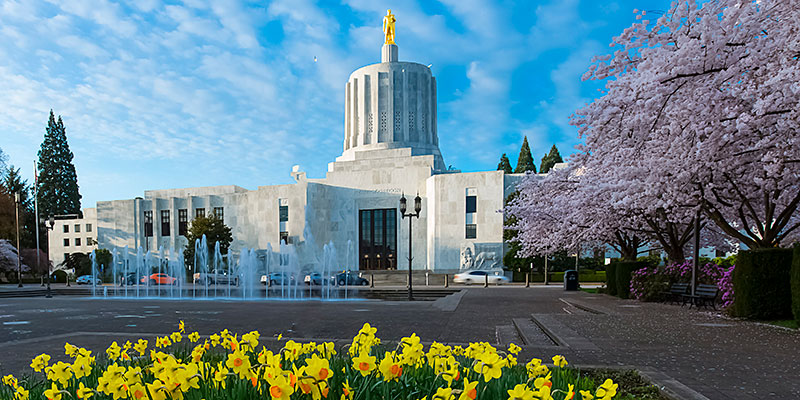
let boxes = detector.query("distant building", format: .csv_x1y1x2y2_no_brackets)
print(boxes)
48,208,98,267
96,40,525,273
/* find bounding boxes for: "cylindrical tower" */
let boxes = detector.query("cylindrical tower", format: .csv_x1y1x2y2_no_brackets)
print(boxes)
339,44,444,170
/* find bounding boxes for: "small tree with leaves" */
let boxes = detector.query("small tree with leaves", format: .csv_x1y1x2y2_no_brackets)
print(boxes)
497,154,513,174
539,144,564,174
183,215,233,275
514,136,536,174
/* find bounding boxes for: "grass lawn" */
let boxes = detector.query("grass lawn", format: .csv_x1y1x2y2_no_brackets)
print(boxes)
580,288,598,294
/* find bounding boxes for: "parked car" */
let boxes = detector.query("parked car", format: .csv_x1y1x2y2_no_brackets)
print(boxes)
333,272,369,286
453,270,509,285
75,275,102,285
141,273,178,285
304,273,330,285
194,270,239,286
261,272,297,286
120,272,139,286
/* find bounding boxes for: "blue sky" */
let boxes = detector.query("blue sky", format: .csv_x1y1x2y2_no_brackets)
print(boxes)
0,0,668,207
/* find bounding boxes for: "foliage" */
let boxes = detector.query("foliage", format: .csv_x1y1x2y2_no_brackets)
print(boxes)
20,248,50,276
513,136,536,174
712,254,737,269
615,261,648,299
636,254,661,267
792,244,800,324
0,239,29,280
63,252,92,276
37,110,82,217
0,321,642,400
629,261,732,305
497,153,512,174
539,144,563,174
572,0,800,249
733,249,793,319
1,165,40,250
606,263,617,296
183,215,233,271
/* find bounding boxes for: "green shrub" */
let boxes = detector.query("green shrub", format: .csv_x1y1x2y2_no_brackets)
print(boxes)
733,248,793,319
615,261,649,299
606,263,618,296
792,244,800,324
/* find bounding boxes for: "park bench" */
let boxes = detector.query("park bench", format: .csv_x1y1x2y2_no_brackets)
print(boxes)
681,284,719,310
660,282,689,304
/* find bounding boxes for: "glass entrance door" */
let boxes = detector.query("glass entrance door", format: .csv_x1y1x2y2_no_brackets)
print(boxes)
359,209,397,270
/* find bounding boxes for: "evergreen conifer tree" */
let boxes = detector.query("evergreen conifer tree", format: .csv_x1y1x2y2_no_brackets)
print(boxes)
497,153,512,174
37,110,81,217
539,144,564,174
514,136,536,173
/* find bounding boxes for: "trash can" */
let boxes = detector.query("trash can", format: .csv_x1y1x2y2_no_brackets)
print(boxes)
564,270,579,291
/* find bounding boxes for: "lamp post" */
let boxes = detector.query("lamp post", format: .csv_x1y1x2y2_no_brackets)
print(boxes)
14,192,22,287
42,215,55,298
399,193,421,301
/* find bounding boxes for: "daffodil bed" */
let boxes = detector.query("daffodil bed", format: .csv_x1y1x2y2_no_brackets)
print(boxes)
1,321,653,400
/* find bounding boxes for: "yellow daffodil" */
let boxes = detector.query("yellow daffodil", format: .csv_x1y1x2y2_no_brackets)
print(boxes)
213,363,229,389
595,379,617,400
2,374,17,388
64,343,79,358
432,387,454,400
179,320,185,333
43,383,63,400
352,352,376,376
508,343,521,355
170,331,183,343
209,334,220,347
76,382,94,399
124,366,143,385
45,361,72,386
378,352,403,382
473,352,504,382
132,339,148,356
31,353,51,372
242,331,260,349
225,349,252,379
266,372,295,400
565,383,575,400
579,390,594,400
341,380,353,400
146,380,168,400
506,354,518,367
525,358,548,378
71,356,93,379
188,332,200,343
127,383,147,400
105,341,122,360
305,354,333,381
458,378,478,400
14,385,29,400
552,355,567,368
507,384,535,400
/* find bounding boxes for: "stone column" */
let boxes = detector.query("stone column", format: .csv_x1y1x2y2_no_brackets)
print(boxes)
382,44,398,63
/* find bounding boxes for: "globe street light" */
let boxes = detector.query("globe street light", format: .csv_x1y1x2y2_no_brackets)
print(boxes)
400,193,421,301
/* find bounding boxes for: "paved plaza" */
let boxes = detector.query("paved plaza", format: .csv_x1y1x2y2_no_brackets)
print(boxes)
0,286,797,399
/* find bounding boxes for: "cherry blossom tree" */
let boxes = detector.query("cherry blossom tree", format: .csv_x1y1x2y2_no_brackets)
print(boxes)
572,0,800,249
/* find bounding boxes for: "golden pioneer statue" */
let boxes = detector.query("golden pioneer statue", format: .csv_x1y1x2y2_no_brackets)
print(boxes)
383,9,396,45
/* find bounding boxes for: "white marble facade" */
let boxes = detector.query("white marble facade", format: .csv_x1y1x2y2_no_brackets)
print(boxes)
96,43,523,273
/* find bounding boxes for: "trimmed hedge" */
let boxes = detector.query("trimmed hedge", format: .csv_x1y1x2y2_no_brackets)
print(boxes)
792,244,800,324
606,263,618,296
615,261,649,299
733,248,793,319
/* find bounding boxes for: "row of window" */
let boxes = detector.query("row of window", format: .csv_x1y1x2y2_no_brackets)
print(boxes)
144,207,224,237
466,193,477,239
62,237,93,247
62,223,92,234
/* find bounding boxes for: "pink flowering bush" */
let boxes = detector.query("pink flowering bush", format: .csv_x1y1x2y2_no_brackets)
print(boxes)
630,261,735,309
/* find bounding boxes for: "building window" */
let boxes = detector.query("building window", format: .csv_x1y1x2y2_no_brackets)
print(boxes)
178,209,188,236
195,208,205,219
161,210,170,236
63,253,69,263
358,209,397,270
63,225,69,233
75,224,80,233
63,238,70,247
87,237,93,246
466,224,477,239
86,223,92,232
75,238,81,246
279,204,288,242
213,207,224,221
144,211,153,237
465,190,477,239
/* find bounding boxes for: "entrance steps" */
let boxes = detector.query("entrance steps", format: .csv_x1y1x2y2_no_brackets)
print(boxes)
360,270,453,286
